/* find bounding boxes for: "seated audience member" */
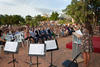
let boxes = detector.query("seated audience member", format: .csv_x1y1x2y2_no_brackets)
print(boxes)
0,30,5,45
34,28,40,43
40,27,48,43
46,27,52,39
24,27,30,40
29,28,35,43
0,30,5,59
66,25,72,35
24,27,34,43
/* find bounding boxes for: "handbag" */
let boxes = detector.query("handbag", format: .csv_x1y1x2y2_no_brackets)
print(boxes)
62,52,81,67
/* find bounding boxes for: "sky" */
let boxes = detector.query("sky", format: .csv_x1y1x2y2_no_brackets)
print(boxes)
0,0,72,17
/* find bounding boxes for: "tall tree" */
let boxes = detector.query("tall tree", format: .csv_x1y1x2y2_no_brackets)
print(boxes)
12,15,25,25
50,12,59,21
25,15,32,25
0,15,25,25
63,0,93,24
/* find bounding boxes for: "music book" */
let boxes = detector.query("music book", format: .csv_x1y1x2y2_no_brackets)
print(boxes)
75,30,83,35
4,42,18,53
29,44,45,56
44,40,58,51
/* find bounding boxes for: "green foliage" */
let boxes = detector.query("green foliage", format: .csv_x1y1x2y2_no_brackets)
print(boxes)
34,15,47,21
31,19,39,27
58,20,67,24
58,18,72,25
25,15,32,25
0,15,25,25
0,14,47,26
25,15,48,27
63,0,96,24
64,1,86,23
95,0,100,7
12,15,25,25
50,12,59,21
0,13,58,26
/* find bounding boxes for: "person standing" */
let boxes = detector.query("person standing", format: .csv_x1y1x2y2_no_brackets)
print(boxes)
81,22,93,67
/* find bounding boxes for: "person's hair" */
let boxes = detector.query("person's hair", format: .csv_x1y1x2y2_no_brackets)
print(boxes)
84,21,93,35
0,30,3,37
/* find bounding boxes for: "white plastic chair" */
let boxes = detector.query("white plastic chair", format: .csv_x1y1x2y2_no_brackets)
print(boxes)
14,33,24,48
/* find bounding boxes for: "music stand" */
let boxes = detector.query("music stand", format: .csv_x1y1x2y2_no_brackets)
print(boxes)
45,40,59,67
26,44,45,67
4,42,19,67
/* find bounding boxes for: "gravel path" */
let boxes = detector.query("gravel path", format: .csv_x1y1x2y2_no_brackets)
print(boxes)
0,36,100,67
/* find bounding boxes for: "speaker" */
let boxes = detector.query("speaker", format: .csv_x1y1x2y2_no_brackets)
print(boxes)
62,52,81,67
62,60,78,67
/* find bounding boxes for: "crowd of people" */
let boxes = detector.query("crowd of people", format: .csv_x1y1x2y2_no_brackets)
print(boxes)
0,21,94,67
0,22,78,59
0,22,78,44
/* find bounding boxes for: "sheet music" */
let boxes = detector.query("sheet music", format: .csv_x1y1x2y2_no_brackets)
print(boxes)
75,30,83,35
29,44,45,56
45,40,57,50
4,42,18,53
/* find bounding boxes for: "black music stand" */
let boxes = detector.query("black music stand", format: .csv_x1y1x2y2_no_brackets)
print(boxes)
4,42,19,67
26,44,45,67
45,40,59,67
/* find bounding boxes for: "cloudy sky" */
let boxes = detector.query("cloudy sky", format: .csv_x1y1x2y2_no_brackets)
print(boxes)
0,0,71,17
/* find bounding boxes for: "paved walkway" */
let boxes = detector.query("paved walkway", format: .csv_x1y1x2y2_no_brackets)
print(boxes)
0,36,100,67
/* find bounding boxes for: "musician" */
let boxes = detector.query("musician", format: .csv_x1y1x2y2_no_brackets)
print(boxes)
81,22,93,67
